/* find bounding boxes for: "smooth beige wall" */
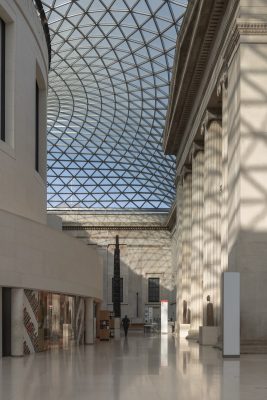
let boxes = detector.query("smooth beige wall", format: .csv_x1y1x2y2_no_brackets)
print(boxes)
0,0,48,224
0,0,103,304
227,34,267,341
0,209,103,299
55,211,174,322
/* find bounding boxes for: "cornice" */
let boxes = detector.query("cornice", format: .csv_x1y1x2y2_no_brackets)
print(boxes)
34,0,51,68
176,0,239,174
164,0,202,153
236,20,267,35
177,16,267,168
163,0,230,155
63,225,170,232
14,0,49,71
224,19,267,63
165,203,177,231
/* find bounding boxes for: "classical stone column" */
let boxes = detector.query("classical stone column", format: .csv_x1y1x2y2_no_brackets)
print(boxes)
217,69,229,344
203,111,222,327
0,287,2,358
189,144,204,338
181,171,192,325
11,288,24,357
175,178,183,333
85,297,94,345
217,69,229,278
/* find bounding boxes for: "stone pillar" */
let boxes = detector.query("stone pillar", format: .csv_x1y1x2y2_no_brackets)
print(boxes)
11,288,24,357
175,179,183,334
217,69,229,344
85,298,94,345
0,287,2,358
94,317,97,340
217,70,229,279
203,111,222,327
182,171,192,325
189,145,204,338
225,30,267,343
95,302,101,339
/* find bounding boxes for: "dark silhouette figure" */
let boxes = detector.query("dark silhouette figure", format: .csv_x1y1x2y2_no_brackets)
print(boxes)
122,315,130,337
187,308,191,324
207,295,214,326
183,300,187,323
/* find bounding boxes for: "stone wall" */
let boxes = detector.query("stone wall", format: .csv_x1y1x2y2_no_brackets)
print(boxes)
54,211,175,323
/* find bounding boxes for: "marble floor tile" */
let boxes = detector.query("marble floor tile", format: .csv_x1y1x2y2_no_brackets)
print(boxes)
0,333,267,400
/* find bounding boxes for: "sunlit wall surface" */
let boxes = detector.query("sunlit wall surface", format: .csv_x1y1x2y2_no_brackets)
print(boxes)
43,0,187,209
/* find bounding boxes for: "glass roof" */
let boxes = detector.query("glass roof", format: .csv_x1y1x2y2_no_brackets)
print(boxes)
43,0,187,209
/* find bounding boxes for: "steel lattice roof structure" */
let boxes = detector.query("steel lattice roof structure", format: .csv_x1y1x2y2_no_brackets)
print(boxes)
43,0,187,210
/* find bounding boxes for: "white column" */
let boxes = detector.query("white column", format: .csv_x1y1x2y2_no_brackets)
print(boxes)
217,71,229,279
11,288,24,357
217,70,229,344
0,287,2,358
176,179,183,333
182,172,192,324
203,111,222,326
85,297,94,345
190,147,204,337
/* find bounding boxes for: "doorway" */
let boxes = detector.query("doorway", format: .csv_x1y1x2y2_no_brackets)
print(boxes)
2,288,11,357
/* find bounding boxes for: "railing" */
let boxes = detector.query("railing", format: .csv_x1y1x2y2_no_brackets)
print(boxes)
32,0,51,68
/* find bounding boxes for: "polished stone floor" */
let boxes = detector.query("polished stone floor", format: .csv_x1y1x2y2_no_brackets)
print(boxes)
1,333,267,400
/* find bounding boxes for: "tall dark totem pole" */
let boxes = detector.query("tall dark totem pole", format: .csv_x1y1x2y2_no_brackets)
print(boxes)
113,235,121,318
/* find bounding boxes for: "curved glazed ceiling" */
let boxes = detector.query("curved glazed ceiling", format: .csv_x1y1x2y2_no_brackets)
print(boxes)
43,0,187,209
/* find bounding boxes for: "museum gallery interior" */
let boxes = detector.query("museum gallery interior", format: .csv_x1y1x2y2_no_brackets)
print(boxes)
0,0,267,399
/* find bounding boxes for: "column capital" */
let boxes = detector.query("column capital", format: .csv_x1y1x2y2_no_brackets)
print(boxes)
190,141,204,161
175,172,182,189
201,108,222,136
181,164,192,184
217,66,228,97
175,164,192,187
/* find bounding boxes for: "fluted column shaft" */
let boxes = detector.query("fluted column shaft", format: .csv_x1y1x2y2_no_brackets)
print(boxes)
182,173,192,323
219,74,229,277
176,181,183,329
190,150,204,335
203,118,222,326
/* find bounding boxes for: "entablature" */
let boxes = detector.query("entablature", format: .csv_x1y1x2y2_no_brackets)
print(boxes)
163,0,231,155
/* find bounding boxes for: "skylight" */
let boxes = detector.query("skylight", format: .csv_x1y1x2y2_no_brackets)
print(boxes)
43,0,187,209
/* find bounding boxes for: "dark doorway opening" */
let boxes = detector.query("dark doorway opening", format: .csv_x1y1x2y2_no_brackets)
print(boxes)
2,288,11,357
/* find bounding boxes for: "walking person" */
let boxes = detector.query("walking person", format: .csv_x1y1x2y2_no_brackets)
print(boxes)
122,315,130,337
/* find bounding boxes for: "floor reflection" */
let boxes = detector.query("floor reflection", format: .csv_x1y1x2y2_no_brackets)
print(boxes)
0,333,267,400
160,334,168,367
222,360,240,400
